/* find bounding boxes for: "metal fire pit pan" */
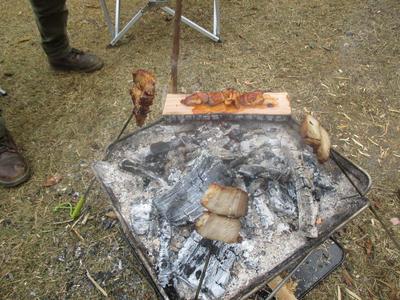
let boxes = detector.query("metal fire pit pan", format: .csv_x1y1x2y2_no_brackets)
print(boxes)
93,117,370,300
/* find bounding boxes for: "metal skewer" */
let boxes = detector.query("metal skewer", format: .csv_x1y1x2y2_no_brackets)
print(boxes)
264,249,314,300
194,244,213,300
193,239,220,300
330,151,400,252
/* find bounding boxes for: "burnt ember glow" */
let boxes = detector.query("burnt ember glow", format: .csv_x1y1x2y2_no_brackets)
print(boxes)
93,120,365,299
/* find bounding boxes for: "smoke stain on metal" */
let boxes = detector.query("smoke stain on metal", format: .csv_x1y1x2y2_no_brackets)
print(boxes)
93,118,370,299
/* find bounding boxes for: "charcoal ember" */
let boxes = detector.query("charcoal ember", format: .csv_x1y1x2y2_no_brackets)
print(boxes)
128,203,153,235
248,179,277,234
153,152,232,226
238,150,291,183
150,139,183,156
266,180,297,218
208,146,238,161
157,219,172,286
302,153,336,201
172,232,239,299
227,125,244,142
238,164,266,178
293,162,319,238
120,159,168,188
239,134,270,155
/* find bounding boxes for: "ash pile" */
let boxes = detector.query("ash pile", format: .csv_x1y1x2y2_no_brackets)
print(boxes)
93,120,359,299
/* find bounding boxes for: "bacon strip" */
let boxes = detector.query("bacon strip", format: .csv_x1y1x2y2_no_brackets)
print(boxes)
181,89,278,108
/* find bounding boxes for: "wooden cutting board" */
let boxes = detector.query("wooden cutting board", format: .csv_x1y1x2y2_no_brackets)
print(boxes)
162,92,292,116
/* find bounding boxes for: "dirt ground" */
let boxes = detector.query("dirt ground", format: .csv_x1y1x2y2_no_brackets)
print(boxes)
1,0,399,299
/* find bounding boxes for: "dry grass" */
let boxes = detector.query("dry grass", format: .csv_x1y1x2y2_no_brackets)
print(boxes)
0,0,399,299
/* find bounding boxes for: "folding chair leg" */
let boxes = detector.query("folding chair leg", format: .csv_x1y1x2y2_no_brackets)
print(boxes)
99,0,221,45
161,6,221,42
213,0,220,36
99,0,114,37
110,8,147,46
115,0,121,35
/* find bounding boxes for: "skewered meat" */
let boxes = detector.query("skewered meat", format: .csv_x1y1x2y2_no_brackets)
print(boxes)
195,213,241,244
300,115,321,148
300,114,331,163
238,91,265,106
130,69,156,127
180,89,278,108
201,183,248,218
133,69,155,96
316,127,331,163
222,88,241,108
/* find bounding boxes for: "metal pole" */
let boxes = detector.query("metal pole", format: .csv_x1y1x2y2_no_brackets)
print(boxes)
162,6,220,42
170,0,183,93
330,153,400,252
115,0,121,37
99,0,114,37
110,7,147,46
213,0,220,36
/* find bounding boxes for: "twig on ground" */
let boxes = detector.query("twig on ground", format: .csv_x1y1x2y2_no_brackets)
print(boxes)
86,269,108,297
52,219,73,225
344,287,361,300
71,227,85,242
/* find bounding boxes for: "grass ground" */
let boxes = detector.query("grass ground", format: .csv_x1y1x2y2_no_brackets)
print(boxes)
0,0,399,299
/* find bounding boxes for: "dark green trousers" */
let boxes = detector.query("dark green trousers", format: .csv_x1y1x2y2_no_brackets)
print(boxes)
0,112,5,141
0,1,72,140
29,0,71,59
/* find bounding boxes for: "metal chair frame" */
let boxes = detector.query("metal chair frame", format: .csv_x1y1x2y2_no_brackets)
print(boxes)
99,0,221,46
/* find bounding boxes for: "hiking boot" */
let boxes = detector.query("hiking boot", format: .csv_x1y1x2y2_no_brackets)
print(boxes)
49,48,104,73
0,130,30,187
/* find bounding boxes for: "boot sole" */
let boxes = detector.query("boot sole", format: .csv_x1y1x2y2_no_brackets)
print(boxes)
0,167,32,188
50,61,104,73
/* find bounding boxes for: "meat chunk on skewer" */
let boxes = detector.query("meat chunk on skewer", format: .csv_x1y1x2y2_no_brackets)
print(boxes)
300,114,331,163
130,69,156,127
201,183,248,218
195,213,241,244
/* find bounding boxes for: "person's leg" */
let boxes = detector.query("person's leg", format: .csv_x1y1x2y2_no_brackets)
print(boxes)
29,0,103,72
0,112,6,142
0,111,30,187
29,0,71,59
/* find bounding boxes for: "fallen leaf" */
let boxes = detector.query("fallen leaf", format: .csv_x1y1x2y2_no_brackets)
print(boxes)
390,217,400,226
43,174,63,187
389,288,400,300
364,239,373,256
105,211,118,220
342,269,354,287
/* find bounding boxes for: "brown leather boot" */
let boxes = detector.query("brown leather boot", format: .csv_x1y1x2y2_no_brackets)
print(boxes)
48,48,104,73
0,131,31,187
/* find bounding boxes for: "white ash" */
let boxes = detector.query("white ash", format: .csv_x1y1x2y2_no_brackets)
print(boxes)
93,120,362,299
